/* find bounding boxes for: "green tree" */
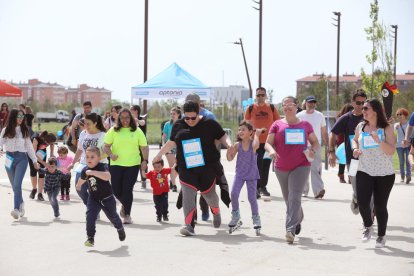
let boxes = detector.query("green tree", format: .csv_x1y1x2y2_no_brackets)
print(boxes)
361,0,393,98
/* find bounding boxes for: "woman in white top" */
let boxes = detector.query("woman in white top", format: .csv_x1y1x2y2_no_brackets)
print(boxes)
352,99,396,248
68,113,107,206
0,109,39,220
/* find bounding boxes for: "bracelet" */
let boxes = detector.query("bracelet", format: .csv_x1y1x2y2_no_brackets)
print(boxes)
328,148,335,153
142,159,148,163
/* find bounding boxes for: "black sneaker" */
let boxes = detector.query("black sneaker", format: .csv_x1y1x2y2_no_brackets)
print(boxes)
295,224,301,235
141,181,147,189
29,189,37,199
169,181,173,189
156,216,161,222
37,193,45,201
172,185,177,192
162,215,169,221
117,228,126,241
84,237,94,247
260,187,271,197
256,191,261,199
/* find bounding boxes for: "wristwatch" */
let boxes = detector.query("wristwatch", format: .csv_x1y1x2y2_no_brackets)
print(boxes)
142,160,148,163
328,148,335,153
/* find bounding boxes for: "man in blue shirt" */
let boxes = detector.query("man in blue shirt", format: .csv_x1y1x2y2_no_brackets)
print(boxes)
403,112,414,147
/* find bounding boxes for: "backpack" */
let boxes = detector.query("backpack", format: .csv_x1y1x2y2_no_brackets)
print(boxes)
248,103,275,114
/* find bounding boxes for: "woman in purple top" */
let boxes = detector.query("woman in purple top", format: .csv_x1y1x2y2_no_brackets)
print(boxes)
266,96,320,244
226,121,275,234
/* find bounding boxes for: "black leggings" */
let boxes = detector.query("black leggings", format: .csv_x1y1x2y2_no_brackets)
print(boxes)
110,165,139,216
356,171,394,236
60,176,71,195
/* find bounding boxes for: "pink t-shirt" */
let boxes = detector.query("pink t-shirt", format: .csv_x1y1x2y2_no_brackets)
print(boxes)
57,156,74,174
269,119,314,171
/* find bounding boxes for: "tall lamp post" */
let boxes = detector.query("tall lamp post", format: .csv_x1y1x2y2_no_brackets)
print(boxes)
253,0,263,87
233,38,253,98
332,12,341,96
391,25,398,84
142,0,149,114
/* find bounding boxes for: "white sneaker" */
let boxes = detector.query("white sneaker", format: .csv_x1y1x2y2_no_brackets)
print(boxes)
19,202,25,217
361,226,373,242
123,215,132,224
10,209,20,220
375,236,386,248
285,231,295,244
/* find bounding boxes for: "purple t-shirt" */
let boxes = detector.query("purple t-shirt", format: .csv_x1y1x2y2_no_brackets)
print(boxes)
269,120,314,171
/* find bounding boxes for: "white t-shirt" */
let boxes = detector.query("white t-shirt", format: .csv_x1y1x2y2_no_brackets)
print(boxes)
77,130,107,164
297,110,326,144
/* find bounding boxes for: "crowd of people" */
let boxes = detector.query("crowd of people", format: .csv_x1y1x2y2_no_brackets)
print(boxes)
1,89,413,248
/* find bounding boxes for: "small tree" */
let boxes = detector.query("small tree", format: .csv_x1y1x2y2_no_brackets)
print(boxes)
361,0,394,98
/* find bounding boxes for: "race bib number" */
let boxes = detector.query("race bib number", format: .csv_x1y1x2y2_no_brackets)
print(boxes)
285,129,305,145
362,130,384,149
36,150,46,160
182,138,205,169
5,154,14,170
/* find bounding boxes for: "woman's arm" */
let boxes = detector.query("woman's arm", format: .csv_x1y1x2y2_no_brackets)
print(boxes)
153,140,176,163
104,143,118,161
379,125,396,156
352,125,363,158
68,149,82,171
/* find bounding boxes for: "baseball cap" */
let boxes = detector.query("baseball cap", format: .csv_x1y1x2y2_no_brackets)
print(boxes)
305,95,317,102
185,93,201,104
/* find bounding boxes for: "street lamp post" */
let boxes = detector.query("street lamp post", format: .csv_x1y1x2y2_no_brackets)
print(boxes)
391,25,398,85
142,0,149,114
253,0,263,87
332,12,341,96
234,38,253,98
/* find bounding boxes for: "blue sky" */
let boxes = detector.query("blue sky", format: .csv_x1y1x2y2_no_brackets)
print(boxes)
0,0,413,103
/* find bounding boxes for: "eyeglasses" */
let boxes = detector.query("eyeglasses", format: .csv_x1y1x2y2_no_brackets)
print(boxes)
17,115,25,119
396,114,402,116
355,101,365,106
256,94,266,97
362,106,371,111
184,116,197,121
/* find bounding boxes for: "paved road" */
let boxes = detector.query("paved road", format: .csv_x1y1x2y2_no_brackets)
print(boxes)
0,145,413,275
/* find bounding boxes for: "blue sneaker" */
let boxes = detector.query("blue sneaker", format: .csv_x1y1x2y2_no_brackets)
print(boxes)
201,212,210,221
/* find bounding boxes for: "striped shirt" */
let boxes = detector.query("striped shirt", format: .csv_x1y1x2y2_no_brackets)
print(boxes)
39,168,64,192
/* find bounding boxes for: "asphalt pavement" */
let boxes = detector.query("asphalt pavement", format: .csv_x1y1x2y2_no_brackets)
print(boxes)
0,145,413,276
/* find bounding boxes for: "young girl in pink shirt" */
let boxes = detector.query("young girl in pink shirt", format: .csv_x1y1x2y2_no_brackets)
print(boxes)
57,146,74,200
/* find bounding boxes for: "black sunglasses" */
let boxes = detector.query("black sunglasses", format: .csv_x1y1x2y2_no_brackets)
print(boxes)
362,106,371,111
355,101,365,106
256,94,266,97
184,116,197,121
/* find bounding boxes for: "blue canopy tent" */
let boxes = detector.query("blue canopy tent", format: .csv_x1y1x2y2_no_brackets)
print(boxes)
131,63,212,102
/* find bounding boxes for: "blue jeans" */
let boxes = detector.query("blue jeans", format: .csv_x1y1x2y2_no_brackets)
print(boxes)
47,188,60,217
86,195,123,237
396,147,411,178
5,152,28,210
75,172,89,206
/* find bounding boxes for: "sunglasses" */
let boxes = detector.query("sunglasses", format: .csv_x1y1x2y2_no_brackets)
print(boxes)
184,116,197,121
362,106,371,111
396,114,402,116
17,115,25,119
355,101,365,106
256,94,266,97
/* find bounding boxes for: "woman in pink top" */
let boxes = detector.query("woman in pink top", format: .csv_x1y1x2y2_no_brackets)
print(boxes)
266,96,320,244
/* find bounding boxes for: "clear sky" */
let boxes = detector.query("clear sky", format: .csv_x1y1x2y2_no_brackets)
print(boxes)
1,0,413,103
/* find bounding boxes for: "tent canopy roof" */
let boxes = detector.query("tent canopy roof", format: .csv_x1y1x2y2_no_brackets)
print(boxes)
132,63,209,89
0,80,22,97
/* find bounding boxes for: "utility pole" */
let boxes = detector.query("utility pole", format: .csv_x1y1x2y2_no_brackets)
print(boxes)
332,12,341,95
253,0,263,87
143,0,148,114
234,38,253,98
391,25,398,84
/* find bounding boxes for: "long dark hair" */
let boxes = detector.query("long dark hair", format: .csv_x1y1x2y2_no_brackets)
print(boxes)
110,105,122,121
131,105,141,117
4,109,30,138
337,103,353,119
36,131,57,144
170,106,182,124
237,120,253,142
85,113,106,132
363,99,389,129
114,108,137,132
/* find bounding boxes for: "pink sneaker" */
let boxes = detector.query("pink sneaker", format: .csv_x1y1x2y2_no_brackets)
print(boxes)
65,195,70,201
60,195,65,201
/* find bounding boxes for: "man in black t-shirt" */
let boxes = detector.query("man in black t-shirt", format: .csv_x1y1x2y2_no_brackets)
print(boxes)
328,89,367,215
76,147,125,247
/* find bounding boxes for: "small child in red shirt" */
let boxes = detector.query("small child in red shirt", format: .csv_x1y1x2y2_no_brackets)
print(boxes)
146,159,171,222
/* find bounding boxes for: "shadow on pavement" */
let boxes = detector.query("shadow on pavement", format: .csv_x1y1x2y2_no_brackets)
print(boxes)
387,225,414,233
123,222,181,230
371,246,414,259
12,217,51,227
87,245,130,258
297,237,356,251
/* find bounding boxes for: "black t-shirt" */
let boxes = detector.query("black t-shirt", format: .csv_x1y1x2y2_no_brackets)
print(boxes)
81,163,113,201
170,117,225,170
331,111,363,164
25,114,34,127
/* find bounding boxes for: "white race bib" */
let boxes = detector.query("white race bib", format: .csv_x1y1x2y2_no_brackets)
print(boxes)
182,138,205,169
285,129,305,145
5,154,14,170
362,129,384,149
